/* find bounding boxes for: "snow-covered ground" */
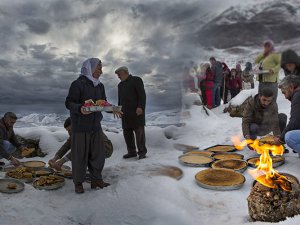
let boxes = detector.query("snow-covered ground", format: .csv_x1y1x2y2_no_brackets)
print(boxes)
1,85,299,225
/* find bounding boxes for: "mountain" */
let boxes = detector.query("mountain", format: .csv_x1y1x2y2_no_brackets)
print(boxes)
197,0,300,49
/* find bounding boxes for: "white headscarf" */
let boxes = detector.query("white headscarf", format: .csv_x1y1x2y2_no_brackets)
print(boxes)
80,58,101,87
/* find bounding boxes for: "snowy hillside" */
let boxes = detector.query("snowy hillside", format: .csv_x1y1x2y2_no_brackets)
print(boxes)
197,0,300,48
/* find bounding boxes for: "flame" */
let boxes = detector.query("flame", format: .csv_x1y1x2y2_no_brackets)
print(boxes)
231,135,292,191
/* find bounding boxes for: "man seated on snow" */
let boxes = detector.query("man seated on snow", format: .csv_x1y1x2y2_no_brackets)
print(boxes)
0,112,32,167
48,117,113,171
242,88,287,141
274,75,300,156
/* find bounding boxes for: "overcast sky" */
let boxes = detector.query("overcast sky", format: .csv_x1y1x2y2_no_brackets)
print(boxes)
0,0,247,114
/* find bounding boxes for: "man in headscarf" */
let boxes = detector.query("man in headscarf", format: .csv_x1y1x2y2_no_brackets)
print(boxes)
115,66,147,160
65,58,115,193
255,40,281,100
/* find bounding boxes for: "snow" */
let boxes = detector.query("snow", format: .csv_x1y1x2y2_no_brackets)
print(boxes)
1,87,299,225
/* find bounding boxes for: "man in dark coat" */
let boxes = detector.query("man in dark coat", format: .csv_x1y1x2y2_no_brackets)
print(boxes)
281,49,300,77
242,88,287,140
275,75,300,156
115,66,147,160
0,112,22,167
209,57,223,107
65,58,111,193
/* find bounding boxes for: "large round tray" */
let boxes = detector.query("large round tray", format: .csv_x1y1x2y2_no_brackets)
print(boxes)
22,161,46,170
212,152,244,160
195,168,246,191
0,178,25,194
205,145,236,153
179,155,214,167
34,167,54,177
247,156,285,168
174,143,199,151
5,167,35,183
211,159,248,173
33,177,65,190
183,151,214,157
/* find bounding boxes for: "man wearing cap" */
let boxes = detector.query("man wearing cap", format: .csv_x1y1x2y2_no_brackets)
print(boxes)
115,66,147,159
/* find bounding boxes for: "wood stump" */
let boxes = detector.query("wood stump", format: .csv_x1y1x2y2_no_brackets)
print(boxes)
248,175,300,222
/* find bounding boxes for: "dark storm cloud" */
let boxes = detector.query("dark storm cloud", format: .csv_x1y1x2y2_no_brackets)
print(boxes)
21,18,51,34
0,0,228,114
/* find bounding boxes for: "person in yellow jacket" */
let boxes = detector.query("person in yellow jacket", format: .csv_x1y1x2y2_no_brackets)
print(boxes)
255,40,281,100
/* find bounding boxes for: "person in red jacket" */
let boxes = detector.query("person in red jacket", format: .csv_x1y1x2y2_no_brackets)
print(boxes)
201,63,215,109
227,68,242,99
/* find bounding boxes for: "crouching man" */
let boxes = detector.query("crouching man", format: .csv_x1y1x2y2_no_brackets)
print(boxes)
0,112,28,166
242,88,287,142
48,117,113,171
275,75,300,156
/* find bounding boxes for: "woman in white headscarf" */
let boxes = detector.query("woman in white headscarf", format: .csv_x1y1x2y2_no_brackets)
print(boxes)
65,58,110,193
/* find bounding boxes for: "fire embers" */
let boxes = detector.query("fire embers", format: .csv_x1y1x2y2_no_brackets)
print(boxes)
248,174,300,222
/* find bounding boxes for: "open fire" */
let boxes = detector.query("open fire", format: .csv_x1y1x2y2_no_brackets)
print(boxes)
231,136,292,191
232,136,300,222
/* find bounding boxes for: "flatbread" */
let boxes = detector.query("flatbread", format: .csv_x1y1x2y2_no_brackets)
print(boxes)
23,161,46,168
179,155,214,166
211,159,247,171
247,156,285,167
184,151,214,157
213,153,244,160
259,135,277,145
206,145,236,153
195,168,245,187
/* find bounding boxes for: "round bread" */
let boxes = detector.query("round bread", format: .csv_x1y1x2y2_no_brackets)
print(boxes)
184,151,214,157
179,155,214,166
7,183,17,189
213,153,244,160
211,159,247,171
23,161,46,168
206,145,236,153
195,168,245,187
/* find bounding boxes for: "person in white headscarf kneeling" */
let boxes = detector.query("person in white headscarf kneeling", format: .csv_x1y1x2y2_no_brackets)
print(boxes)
65,58,113,193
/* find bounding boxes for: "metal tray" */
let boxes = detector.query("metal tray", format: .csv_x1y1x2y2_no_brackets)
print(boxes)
0,165,17,172
183,151,214,157
5,174,34,183
212,152,244,160
32,178,65,190
82,105,122,112
174,143,199,151
247,156,285,168
22,161,46,170
34,167,54,177
195,168,246,191
203,144,237,153
178,155,214,167
0,178,25,194
211,159,248,173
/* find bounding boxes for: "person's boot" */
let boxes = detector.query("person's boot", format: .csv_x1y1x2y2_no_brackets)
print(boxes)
123,153,137,159
0,161,5,166
91,180,110,189
138,154,147,160
75,183,84,194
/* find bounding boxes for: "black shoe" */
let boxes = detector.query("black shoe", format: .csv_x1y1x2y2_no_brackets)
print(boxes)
0,161,5,166
138,155,147,160
123,153,137,159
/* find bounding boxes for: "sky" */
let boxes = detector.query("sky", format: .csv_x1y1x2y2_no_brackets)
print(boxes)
0,0,252,114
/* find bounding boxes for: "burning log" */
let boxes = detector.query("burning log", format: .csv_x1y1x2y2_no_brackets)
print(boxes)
248,174,300,222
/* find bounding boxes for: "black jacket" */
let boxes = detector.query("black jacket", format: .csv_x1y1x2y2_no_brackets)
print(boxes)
0,118,23,159
280,87,300,142
65,76,106,133
118,75,146,129
281,49,300,76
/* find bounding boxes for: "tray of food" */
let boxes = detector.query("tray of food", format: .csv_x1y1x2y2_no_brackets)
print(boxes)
211,159,248,173
6,167,34,183
174,143,199,151
0,178,25,194
33,175,65,190
22,161,46,170
82,99,122,112
195,168,246,191
204,145,237,153
0,165,17,172
212,152,244,161
179,155,214,167
247,155,285,168
56,170,72,179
